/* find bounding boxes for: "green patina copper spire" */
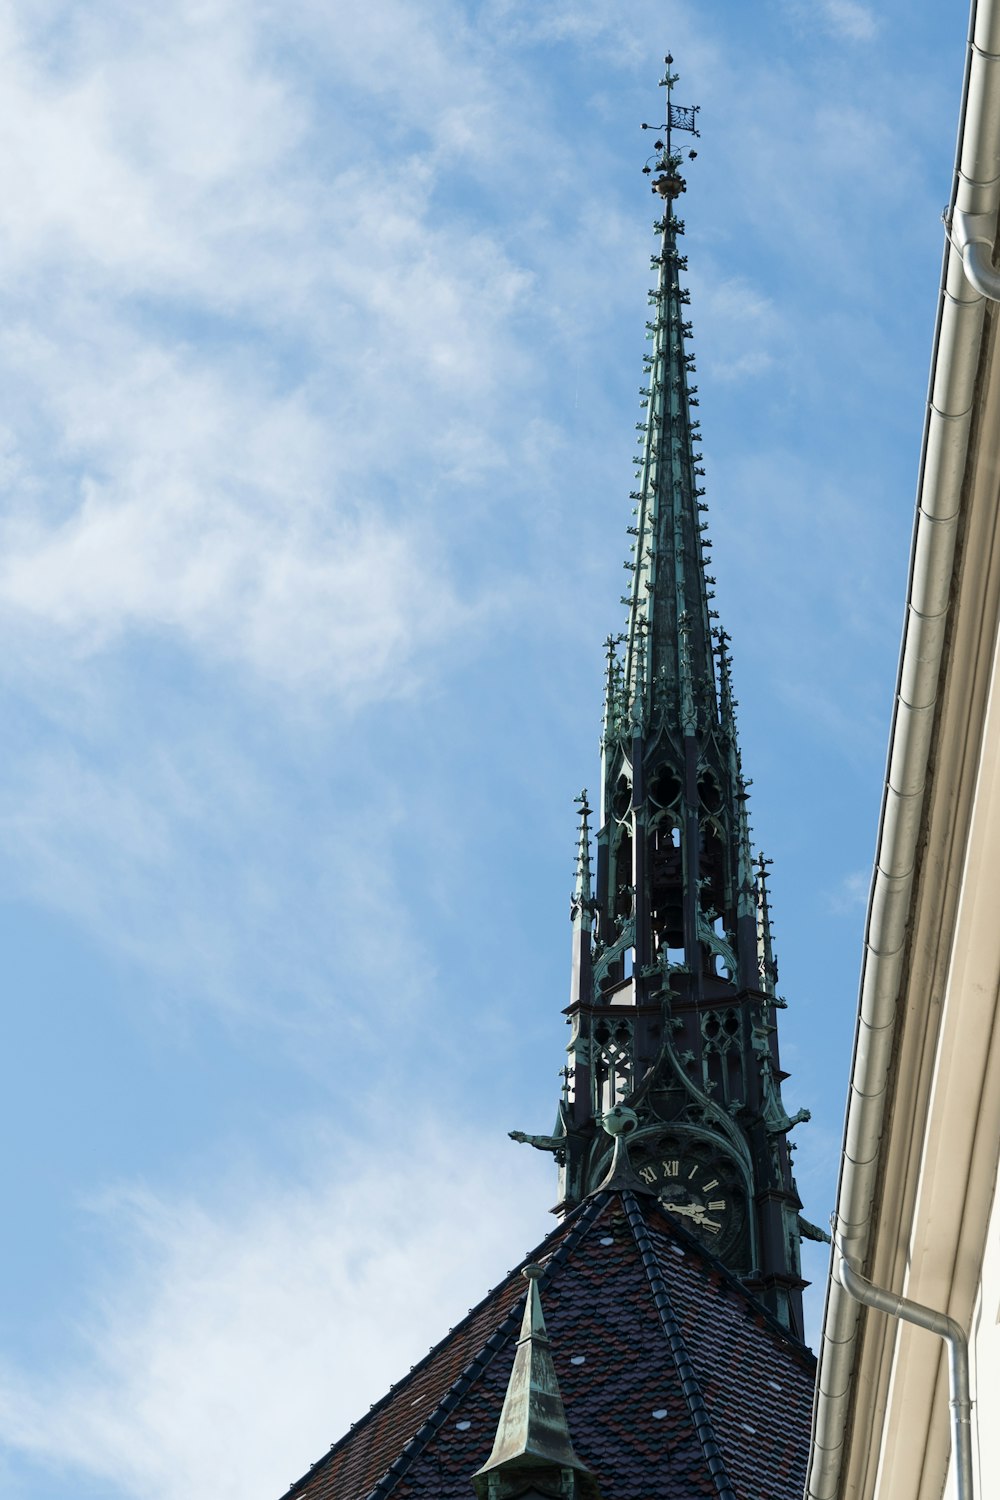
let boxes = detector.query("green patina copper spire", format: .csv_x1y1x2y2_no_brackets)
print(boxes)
513,55,811,1343
473,1267,598,1500
623,59,712,737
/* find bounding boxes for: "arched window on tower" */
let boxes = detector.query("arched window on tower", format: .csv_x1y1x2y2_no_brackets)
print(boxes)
612,825,633,924
697,768,723,813
699,816,728,918
611,773,631,821
650,763,682,810
649,813,684,966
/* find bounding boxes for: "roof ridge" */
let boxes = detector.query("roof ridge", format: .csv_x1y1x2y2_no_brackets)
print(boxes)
622,1191,738,1500
643,1199,816,1368
361,1193,612,1500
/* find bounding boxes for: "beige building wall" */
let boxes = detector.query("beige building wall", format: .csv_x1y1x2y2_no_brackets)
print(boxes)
968,1181,1000,1495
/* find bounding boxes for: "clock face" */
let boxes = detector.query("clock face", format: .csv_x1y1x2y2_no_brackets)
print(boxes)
633,1146,745,1258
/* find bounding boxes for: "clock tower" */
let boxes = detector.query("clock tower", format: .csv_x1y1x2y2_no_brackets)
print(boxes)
279,57,819,1500
511,60,812,1339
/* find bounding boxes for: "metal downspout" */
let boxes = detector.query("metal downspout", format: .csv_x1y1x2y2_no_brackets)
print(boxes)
806,1,1000,1495
835,1255,974,1500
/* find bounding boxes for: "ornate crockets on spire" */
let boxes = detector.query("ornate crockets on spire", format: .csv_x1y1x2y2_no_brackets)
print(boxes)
511,56,811,1343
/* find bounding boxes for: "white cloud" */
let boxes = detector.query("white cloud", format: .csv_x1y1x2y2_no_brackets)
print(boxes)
0,0,301,285
0,0,924,1025
0,2,545,699
827,868,870,915
0,0,583,1025
704,278,775,327
820,0,879,43
709,349,775,383
0,720,448,1034
0,430,468,699
697,277,779,382
0,1125,554,1500
779,0,878,44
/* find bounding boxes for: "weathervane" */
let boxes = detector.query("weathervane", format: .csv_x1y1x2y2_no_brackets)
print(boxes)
641,52,700,199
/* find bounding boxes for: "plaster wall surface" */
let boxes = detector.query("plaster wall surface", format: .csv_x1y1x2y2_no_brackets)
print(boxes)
969,1176,1000,1496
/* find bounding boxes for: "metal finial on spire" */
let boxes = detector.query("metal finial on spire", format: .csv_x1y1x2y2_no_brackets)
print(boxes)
642,54,700,200
593,1106,657,1195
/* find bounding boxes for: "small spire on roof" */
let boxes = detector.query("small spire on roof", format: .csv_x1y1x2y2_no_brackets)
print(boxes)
473,1268,599,1500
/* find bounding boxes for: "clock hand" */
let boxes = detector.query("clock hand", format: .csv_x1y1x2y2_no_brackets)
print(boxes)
665,1201,707,1223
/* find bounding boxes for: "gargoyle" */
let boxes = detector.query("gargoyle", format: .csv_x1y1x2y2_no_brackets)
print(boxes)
508,1129,563,1153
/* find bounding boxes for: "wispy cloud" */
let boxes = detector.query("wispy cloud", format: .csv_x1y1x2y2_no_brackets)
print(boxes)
709,349,775,383
827,868,870,916
819,0,879,43
780,0,879,44
698,278,779,382
703,278,775,327
0,0,930,1049
0,1,543,701
0,1124,554,1500
0,718,447,1034
0,0,569,1022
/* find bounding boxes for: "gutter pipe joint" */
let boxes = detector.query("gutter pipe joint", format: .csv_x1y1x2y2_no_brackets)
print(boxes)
951,208,1000,300
836,1254,974,1500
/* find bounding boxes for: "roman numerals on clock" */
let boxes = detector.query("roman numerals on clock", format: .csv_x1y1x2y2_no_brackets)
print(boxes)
631,1151,739,1247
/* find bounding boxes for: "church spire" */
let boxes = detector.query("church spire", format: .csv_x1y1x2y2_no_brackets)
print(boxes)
624,59,712,740
515,58,809,1340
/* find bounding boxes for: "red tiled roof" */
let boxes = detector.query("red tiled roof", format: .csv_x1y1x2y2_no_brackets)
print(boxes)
281,1190,816,1500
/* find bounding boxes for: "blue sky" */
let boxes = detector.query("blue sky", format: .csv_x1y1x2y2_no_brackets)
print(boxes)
0,2,962,1497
